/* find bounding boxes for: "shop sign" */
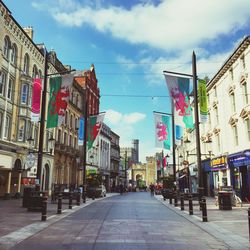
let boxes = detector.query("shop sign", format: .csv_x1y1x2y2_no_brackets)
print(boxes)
211,155,228,169
228,150,250,167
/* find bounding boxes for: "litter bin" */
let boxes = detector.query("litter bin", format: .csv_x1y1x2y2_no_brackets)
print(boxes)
22,186,35,208
218,191,232,210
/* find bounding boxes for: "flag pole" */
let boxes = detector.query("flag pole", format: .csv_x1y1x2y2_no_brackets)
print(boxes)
192,52,203,197
82,88,88,203
36,46,48,189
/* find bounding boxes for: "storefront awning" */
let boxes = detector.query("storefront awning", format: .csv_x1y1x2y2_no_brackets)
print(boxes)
228,150,250,167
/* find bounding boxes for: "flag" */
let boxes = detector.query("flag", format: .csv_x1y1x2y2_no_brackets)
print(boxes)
47,74,74,128
154,112,171,150
164,74,194,129
198,79,208,123
31,78,42,122
87,113,105,150
78,117,84,146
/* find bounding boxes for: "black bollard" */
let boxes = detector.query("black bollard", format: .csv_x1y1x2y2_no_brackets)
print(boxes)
201,196,208,222
82,185,86,203
69,192,73,209
180,194,184,211
248,208,250,240
41,194,47,221
174,192,178,207
76,191,81,206
189,194,193,215
169,192,173,205
57,193,62,214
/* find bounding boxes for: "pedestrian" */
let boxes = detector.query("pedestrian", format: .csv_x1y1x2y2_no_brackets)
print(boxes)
119,183,124,195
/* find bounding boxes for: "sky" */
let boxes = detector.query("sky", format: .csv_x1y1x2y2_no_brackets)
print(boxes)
4,0,250,162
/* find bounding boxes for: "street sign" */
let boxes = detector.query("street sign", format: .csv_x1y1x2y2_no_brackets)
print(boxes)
26,153,36,169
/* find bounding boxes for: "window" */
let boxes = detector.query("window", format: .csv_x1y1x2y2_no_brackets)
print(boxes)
18,119,26,141
64,132,67,145
233,125,239,146
0,71,6,95
7,78,14,100
3,36,10,59
26,120,32,140
4,115,10,139
70,114,73,128
23,54,30,75
69,135,72,147
57,129,61,143
10,44,17,65
215,107,219,125
246,119,250,142
230,93,236,113
32,65,38,78
229,68,234,81
240,55,246,69
38,70,42,78
216,134,221,152
242,84,248,105
65,111,68,125
0,112,3,137
21,83,29,104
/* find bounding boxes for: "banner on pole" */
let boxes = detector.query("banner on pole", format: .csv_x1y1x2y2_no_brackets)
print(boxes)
154,112,171,150
31,78,42,122
164,74,194,129
198,79,208,123
78,117,84,146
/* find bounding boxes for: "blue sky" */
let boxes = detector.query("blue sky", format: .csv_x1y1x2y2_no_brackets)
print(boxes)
4,0,250,162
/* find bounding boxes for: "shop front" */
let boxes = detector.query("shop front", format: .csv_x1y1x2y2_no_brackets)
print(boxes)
228,150,250,201
189,163,198,193
210,155,230,194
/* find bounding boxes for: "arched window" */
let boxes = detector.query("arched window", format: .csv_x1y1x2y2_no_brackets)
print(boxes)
10,44,18,65
23,54,30,75
38,70,42,78
3,36,11,59
32,65,38,78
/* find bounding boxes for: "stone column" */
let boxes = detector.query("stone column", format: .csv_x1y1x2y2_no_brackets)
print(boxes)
16,171,22,198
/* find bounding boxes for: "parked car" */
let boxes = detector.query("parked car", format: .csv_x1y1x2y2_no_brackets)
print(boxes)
86,185,106,198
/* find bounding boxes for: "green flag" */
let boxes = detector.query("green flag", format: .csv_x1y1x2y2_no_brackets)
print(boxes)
87,113,105,150
198,79,208,123
47,74,73,128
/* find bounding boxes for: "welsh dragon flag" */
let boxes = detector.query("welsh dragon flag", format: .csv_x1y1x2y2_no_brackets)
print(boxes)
47,74,74,128
154,112,171,150
87,113,105,150
164,74,194,129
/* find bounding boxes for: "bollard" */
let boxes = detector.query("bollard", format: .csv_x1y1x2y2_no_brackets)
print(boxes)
189,194,193,215
76,191,81,206
69,192,73,209
201,196,208,222
174,192,178,207
248,208,250,241
41,194,47,221
57,193,62,214
82,185,86,203
180,194,184,211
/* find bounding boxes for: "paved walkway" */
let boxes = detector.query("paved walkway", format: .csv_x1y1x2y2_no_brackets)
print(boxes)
155,194,250,249
0,193,249,249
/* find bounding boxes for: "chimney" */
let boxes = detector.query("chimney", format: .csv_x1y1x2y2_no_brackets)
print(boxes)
23,26,33,40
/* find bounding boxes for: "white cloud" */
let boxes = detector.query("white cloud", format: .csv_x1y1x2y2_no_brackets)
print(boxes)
116,55,137,70
123,112,146,124
34,0,250,52
105,109,122,124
